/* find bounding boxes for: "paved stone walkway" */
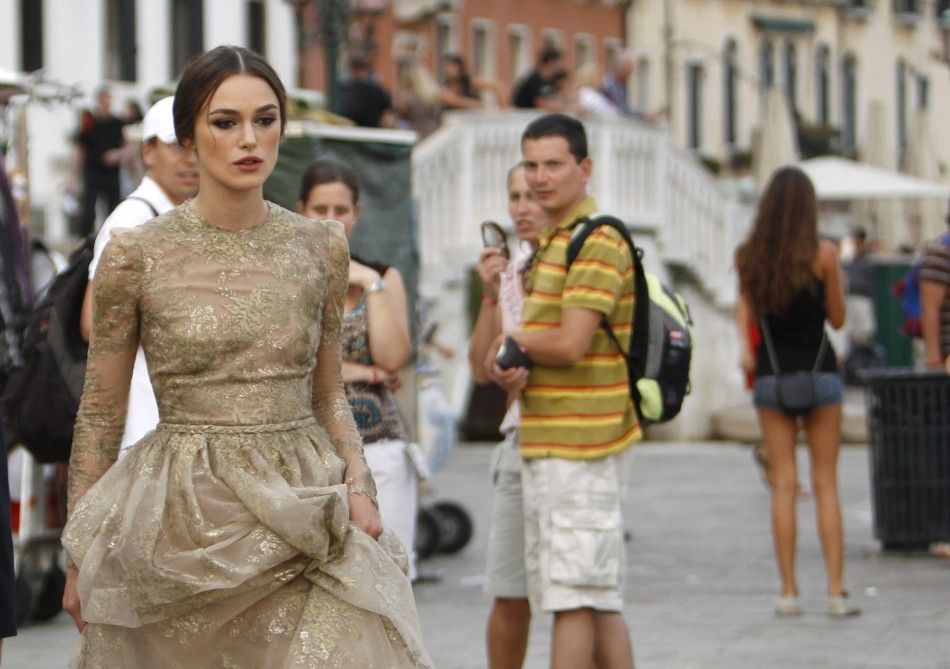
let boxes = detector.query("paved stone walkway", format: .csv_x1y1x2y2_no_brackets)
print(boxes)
6,442,949,668
414,442,949,669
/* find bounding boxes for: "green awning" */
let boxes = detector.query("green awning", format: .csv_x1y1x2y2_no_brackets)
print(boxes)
751,15,816,34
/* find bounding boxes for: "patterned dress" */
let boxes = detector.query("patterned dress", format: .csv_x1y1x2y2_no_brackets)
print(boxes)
61,202,432,668
340,289,407,445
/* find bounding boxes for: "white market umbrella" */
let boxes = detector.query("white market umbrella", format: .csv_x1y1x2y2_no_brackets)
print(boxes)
798,156,950,201
0,67,26,86
753,87,800,190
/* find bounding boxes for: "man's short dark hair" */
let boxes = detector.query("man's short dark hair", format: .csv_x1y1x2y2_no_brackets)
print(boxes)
538,46,562,66
521,114,588,163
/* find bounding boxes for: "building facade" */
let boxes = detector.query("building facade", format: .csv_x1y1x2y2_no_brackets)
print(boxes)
297,0,626,105
627,0,950,179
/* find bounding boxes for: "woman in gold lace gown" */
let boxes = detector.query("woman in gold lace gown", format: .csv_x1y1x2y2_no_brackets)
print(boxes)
60,46,433,668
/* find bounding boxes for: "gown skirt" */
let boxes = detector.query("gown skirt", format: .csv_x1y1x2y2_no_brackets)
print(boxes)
62,417,433,668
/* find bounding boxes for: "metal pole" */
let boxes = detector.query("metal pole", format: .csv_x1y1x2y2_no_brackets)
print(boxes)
663,0,676,132
320,0,349,114
323,0,339,113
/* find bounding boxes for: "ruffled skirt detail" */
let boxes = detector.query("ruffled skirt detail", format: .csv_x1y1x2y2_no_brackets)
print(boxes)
62,419,433,668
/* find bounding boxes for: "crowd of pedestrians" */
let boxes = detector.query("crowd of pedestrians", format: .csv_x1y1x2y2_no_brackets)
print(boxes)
2,36,949,669
63,46,648,238
332,45,654,139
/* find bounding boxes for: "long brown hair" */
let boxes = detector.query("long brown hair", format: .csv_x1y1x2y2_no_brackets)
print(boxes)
736,166,819,317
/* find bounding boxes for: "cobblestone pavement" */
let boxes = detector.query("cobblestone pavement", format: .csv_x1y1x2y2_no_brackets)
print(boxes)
6,442,949,668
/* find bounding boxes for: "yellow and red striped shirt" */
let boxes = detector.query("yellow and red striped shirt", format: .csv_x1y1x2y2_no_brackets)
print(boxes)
519,197,641,459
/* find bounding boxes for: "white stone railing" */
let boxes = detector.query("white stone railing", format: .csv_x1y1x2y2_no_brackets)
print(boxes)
411,110,753,307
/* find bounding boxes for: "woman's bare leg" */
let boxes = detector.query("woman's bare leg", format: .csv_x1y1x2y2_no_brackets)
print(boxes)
758,409,800,596
802,403,846,595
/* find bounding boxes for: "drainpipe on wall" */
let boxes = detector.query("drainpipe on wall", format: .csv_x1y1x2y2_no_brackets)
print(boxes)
663,0,676,134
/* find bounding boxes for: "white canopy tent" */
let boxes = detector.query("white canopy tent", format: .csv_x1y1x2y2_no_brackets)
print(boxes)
798,156,950,201
0,67,26,87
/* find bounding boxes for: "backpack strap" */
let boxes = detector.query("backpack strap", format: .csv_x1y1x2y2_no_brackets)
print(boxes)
566,214,649,420
78,196,159,254
125,196,160,218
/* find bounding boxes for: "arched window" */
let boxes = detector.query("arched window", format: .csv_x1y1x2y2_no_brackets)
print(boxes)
19,0,43,72
687,62,704,150
783,41,797,115
171,0,204,78
723,39,738,146
896,59,908,161
841,54,858,153
759,38,774,91
815,44,830,125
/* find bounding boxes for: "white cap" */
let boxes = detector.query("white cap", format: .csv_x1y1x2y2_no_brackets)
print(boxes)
141,96,178,145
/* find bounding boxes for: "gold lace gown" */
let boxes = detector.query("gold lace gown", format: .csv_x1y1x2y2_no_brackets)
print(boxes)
61,203,433,668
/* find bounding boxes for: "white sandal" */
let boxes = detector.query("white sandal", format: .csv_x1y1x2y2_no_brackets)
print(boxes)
774,594,803,618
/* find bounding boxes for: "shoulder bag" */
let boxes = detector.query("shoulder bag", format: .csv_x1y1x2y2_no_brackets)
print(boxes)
759,318,828,416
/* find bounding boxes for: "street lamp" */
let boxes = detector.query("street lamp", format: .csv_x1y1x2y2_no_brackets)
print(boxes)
285,0,350,112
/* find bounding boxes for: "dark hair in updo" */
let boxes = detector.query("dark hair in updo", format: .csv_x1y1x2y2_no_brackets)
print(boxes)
298,159,361,206
173,45,287,146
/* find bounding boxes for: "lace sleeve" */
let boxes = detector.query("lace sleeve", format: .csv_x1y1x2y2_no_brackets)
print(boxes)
67,232,142,518
312,221,377,503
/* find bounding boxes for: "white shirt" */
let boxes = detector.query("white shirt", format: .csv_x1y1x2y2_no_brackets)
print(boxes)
497,246,529,435
88,176,174,452
578,86,621,119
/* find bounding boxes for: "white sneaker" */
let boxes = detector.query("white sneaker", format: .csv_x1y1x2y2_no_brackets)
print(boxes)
828,593,860,618
774,595,803,618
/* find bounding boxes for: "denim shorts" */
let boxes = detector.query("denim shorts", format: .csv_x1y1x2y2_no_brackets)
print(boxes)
753,372,843,412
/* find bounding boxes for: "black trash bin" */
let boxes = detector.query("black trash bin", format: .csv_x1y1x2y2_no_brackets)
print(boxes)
861,369,950,550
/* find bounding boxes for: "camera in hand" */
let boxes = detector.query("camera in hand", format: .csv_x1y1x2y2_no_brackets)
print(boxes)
480,221,510,260
495,336,532,370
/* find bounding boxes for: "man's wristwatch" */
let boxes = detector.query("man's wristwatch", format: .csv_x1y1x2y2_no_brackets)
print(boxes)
366,278,386,294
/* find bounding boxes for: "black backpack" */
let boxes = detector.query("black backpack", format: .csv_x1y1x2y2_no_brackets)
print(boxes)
2,196,158,462
566,214,693,425
1,237,94,462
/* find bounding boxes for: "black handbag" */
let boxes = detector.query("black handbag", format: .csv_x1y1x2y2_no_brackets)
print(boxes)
759,318,829,416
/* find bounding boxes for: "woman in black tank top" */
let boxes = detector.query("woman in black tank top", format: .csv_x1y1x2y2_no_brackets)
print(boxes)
735,167,859,618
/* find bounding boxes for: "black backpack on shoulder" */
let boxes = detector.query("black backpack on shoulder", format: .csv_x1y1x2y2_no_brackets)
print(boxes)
2,196,158,462
566,214,693,425
2,236,94,462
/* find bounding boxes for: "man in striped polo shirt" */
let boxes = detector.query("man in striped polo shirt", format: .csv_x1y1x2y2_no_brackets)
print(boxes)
490,114,638,668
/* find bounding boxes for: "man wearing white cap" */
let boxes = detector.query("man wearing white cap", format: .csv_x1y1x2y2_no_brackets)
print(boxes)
79,96,198,453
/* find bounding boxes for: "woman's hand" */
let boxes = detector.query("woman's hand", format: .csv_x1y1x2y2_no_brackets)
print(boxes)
486,333,530,392
63,566,86,633
489,363,530,393
740,348,756,375
348,260,381,291
476,248,508,301
348,492,383,540
342,362,399,388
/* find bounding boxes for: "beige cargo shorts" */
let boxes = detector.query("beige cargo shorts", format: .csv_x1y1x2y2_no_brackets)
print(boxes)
522,453,626,613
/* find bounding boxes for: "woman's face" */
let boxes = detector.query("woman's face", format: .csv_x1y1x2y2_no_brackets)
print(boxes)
299,181,360,237
190,73,281,194
443,59,461,81
507,167,546,243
